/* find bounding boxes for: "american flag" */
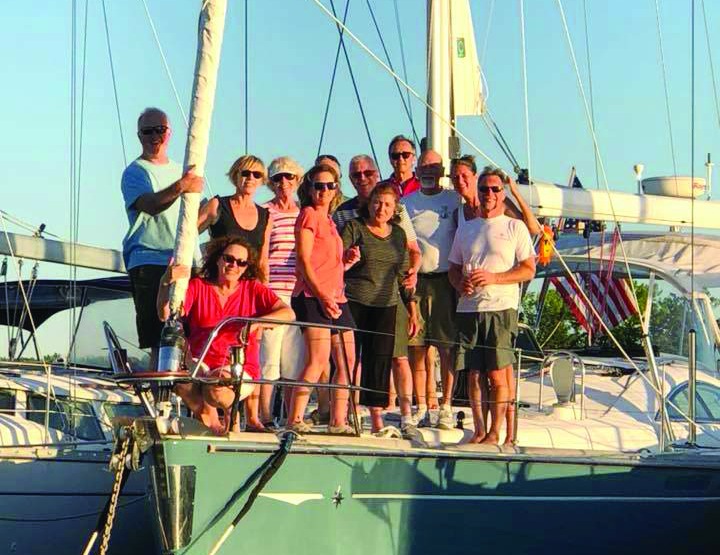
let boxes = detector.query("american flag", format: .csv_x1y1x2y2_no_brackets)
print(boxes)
550,273,639,333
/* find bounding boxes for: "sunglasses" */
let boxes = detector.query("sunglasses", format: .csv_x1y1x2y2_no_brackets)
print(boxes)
139,125,168,136
390,151,413,161
350,170,376,180
271,173,296,183
221,254,249,267
479,185,503,194
312,182,338,191
240,170,264,179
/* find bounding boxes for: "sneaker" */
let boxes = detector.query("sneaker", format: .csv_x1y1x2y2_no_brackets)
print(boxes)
400,422,422,441
415,411,431,428
372,426,402,439
289,421,313,434
436,407,454,430
328,423,355,436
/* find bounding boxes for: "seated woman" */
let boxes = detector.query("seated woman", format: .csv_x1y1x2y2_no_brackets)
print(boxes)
157,237,294,433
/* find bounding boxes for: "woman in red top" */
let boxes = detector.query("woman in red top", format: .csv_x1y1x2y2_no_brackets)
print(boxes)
157,237,294,433
287,163,357,435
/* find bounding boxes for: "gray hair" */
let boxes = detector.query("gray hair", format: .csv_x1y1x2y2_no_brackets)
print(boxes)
348,154,376,170
137,107,168,130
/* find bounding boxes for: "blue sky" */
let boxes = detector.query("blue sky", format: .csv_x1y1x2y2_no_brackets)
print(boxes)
1,0,719,277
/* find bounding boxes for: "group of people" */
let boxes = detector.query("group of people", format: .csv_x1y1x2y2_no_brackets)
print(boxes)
121,107,538,445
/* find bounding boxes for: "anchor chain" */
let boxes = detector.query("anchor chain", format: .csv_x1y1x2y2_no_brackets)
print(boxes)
98,427,132,555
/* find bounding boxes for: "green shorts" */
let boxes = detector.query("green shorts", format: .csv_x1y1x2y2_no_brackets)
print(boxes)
393,302,409,358
455,309,518,372
407,272,458,350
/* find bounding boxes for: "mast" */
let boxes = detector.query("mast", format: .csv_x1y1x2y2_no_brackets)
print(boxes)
426,0,485,164
169,0,228,314
426,0,452,164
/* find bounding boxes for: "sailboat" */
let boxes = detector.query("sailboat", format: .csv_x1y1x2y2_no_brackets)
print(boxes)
0,235,157,554
96,2,720,554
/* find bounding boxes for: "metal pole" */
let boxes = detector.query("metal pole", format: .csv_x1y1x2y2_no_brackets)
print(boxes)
336,331,361,437
659,363,666,452
513,349,522,442
538,363,545,412
688,329,697,445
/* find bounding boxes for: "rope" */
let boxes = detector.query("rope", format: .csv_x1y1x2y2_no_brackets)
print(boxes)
519,0,532,186
244,0,249,154
482,109,521,171
328,0,379,166
392,0,414,132
309,0,501,169
318,0,352,156
582,0,599,189
100,0,127,168
480,0,495,67
365,0,419,145
691,0,696,305
555,0,645,332
139,0,214,196
701,0,720,129
653,0,680,184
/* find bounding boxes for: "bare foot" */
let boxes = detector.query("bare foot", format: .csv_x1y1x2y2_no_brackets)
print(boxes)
245,419,266,433
480,432,500,445
466,433,486,444
503,436,516,447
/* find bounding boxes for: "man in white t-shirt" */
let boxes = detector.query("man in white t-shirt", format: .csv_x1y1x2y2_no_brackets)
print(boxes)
448,162,536,445
402,150,461,429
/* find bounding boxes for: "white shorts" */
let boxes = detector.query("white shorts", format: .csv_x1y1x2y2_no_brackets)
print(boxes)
259,323,305,381
193,360,255,400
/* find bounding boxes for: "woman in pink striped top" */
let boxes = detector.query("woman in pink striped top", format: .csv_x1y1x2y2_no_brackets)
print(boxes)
258,157,306,425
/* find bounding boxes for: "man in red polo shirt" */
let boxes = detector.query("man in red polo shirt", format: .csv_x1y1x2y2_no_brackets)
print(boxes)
380,134,421,197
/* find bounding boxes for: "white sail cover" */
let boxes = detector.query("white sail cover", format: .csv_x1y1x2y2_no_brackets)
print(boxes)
515,181,720,231
170,0,227,313
449,0,485,116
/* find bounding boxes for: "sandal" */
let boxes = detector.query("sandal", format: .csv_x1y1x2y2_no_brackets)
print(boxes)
289,421,313,434
327,423,355,436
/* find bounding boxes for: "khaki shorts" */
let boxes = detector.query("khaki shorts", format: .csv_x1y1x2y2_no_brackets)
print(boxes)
408,272,459,349
455,309,518,372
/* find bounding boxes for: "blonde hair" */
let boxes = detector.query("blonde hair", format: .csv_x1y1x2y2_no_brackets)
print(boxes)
298,163,342,213
227,154,266,186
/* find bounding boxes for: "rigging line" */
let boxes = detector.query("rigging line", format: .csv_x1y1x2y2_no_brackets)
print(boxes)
0,215,54,393
328,0,379,167
701,0,720,129
244,0,249,154
582,0,599,189
480,115,517,170
101,0,127,168
519,0,532,184
365,0,419,146
392,0,414,131
0,211,61,239
691,0,696,306
69,0,77,364
654,0,680,184
139,0,214,196
318,0,352,156
555,0,645,331
480,0,495,67
308,0,502,168
483,109,521,170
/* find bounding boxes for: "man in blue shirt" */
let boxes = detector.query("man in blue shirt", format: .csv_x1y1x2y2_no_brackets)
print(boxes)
121,107,203,367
